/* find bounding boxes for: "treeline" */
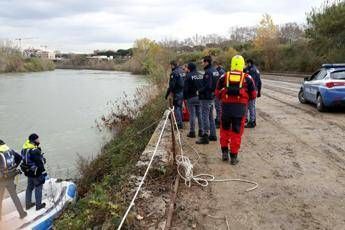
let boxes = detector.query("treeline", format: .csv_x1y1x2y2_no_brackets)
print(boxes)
0,41,55,73
153,1,345,73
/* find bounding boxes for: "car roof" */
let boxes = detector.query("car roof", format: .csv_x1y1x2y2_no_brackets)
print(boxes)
322,64,345,69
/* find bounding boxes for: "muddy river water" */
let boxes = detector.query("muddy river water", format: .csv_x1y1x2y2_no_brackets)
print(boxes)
0,69,144,185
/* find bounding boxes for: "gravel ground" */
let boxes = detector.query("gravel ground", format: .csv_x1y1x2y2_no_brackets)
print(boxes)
171,75,345,230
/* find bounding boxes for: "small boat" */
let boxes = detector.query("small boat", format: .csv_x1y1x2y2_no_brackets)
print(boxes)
0,178,76,230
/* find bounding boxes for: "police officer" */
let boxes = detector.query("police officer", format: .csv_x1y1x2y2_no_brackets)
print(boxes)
21,134,47,211
213,61,226,128
0,139,27,219
216,55,257,165
183,62,203,138
244,59,262,128
165,60,185,129
196,56,218,144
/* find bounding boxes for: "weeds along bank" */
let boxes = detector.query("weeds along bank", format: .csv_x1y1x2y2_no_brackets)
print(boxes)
55,39,172,228
0,46,55,73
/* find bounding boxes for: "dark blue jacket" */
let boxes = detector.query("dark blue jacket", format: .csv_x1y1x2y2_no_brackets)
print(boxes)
183,70,203,99
244,65,262,92
199,64,219,100
216,66,226,77
165,66,185,99
20,140,46,178
214,66,226,91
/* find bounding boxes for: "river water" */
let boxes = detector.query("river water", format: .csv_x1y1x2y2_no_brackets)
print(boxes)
0,69,144,184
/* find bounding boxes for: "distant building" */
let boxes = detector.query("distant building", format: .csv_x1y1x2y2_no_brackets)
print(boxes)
23,48,56,60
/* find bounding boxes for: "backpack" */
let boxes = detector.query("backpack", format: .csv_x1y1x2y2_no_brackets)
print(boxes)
225,71,246,97
0,147,18,179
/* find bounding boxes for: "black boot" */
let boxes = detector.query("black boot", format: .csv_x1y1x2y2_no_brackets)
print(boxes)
36,203,46,211
198,130,203,137
215,119,220,129
221,147,229,161
196,134,209,145
245,121,255,128
230,153,239,165
26,202,35,210
209,135,217,141
20,211,27,219
187,131,196,138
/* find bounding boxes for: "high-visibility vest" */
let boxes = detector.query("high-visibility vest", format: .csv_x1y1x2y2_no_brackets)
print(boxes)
0,144,17,178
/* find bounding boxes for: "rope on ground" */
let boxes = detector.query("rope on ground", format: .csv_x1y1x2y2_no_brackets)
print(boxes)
117,110,171,230
169,108,259,192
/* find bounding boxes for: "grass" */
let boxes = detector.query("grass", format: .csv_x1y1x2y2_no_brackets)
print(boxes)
55,90,167,229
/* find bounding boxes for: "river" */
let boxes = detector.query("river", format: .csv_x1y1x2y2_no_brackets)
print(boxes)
0,69,144,185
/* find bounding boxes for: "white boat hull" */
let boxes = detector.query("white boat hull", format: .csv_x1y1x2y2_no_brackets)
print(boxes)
0,178,76,230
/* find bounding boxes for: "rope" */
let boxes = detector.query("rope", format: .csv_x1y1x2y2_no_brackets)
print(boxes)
170,107,259,192
117,110,172,230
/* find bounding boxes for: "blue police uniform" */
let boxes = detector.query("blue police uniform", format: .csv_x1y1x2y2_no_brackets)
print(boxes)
166,66,185,128
183,70,203,136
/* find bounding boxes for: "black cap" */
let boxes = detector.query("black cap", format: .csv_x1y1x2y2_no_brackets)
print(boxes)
29,133,39,142
187,62,196,72
0,139,5,145
170,60,177,67
247,59,254,65
203,56,212,65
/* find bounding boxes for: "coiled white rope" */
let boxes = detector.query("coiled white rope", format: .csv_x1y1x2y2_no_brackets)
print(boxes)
170,108,259,192
117,106,259,229
117,110,172,230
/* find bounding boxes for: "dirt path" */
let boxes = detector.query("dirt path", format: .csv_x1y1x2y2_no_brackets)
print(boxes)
171,76,345,230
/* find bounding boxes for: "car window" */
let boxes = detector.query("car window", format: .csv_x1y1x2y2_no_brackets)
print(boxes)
314,69,327,80
309,70,320,81
331,70,345,80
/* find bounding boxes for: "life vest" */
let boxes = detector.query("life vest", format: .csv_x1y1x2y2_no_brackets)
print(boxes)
20,140,39,177
220,71,250,104
0,144,18,179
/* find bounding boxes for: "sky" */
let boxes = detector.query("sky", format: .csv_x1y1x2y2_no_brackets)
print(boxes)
0,0,326,53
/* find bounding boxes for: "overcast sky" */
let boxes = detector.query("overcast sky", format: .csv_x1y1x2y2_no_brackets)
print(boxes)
0,0,326,53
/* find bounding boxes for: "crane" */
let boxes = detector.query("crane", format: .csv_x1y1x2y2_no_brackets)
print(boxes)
14,37,37,49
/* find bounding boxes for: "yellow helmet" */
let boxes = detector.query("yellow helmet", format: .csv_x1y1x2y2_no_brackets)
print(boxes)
230,55,245,71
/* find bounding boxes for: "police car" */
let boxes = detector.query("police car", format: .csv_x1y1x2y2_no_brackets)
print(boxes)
298,64,345,112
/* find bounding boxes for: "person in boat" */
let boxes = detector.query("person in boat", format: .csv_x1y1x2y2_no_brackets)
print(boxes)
0,139,27,219
20,134,47,211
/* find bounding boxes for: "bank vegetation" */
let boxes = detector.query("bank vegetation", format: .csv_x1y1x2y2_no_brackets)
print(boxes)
0,42,55,73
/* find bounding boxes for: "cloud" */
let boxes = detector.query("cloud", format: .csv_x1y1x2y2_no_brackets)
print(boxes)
0,0,325,52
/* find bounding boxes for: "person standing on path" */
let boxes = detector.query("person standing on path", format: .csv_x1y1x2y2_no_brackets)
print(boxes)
213,61,226,129
216,55,257,165
165,60,185,129
244,59,262,128
183,62,204,138
196,56,218,144
0,139,27,219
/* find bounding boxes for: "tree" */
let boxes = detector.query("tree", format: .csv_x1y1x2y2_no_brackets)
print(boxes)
254,14,279,70
306,1,345,61
279,23,305,44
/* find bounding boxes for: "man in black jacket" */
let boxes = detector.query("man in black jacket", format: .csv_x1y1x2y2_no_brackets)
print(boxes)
183,62,203,138
0,139,27,219
21,134,47,211
244,59,262,128
213,61,226,128
165,60,185,129
196,56,218,144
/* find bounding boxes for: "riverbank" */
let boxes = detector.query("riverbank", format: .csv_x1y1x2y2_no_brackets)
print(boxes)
0,56,55,73
56,89,168,228
55,58,131,72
